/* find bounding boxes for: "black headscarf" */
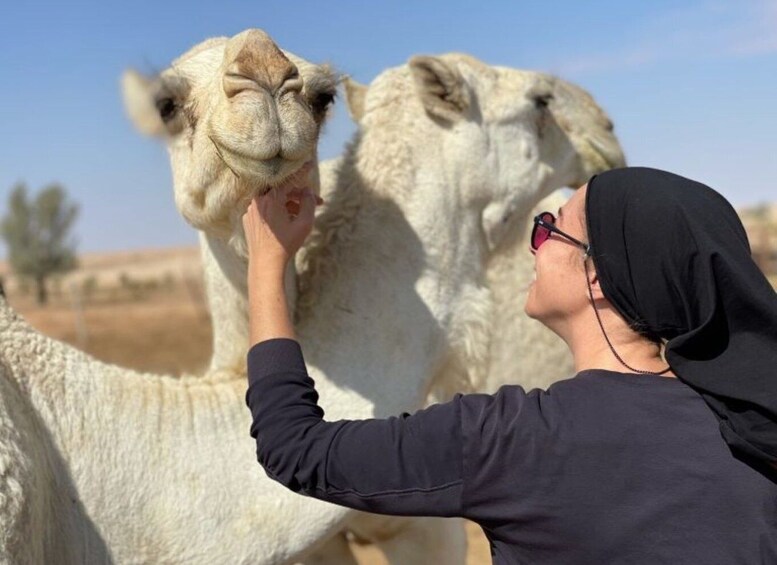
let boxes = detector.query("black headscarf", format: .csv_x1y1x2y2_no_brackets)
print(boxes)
585,167,777,470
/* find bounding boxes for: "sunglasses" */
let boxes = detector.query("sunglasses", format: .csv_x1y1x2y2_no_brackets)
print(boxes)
531,211,591,256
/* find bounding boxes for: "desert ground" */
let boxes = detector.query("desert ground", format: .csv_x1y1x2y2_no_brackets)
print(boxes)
1,247,213,375
0,206,774,564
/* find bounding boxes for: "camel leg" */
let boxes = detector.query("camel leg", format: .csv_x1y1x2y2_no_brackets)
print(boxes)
297,531,359,565
348,513,467,565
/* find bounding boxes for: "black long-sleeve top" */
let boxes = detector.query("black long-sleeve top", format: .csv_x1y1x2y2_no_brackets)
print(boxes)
246,339,777,564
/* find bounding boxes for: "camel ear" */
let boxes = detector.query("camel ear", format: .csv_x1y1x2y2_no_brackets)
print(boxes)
343,77,367,123
121,69,166,137
409,55,470,122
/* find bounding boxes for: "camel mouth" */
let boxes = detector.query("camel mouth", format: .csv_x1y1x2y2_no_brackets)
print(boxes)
208,136,313,200
590,137,625,171
582,132,626,173
208,130,315,188
252,160,315,199
565,134,625,189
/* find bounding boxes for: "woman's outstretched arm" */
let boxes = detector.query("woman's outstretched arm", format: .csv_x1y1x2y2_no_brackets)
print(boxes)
241,182,468,516
245,337,467,517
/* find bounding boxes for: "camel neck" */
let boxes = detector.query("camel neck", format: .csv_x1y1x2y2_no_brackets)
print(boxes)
200,232,297,375
294,159,492,417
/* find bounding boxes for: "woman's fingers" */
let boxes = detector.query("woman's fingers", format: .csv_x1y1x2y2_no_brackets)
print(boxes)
243,198,258,231
241,186,320,266
285,199,301,217
290,190,315,229
282,189,322,220
245,188,318,236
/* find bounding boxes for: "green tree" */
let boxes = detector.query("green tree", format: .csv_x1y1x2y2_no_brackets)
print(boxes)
0,183,79,304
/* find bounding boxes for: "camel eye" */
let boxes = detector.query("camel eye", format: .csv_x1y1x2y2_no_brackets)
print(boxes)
313,91,335,114
156,97,177,122
533,93,553,110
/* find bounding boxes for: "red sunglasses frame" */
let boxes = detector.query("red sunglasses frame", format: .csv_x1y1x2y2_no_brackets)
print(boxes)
531,211,591,256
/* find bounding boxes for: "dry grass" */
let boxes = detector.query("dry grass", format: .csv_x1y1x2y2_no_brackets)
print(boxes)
3,247,211,376
8,292,213,376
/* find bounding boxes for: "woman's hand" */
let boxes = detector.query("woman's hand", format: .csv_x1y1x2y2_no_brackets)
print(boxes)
241,168,323,279
241,165,323,346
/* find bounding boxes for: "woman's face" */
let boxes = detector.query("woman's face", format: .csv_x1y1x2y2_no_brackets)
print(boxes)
524,184,591,335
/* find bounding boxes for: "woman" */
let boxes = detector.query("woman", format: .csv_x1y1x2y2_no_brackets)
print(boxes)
242,167,777,563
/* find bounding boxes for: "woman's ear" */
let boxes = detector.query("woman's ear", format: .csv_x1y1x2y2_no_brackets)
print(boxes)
585,259,606,301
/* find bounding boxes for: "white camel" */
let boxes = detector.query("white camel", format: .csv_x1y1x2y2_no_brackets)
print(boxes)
122,31,623,565
0,30,622,565
480,77,627,394
328,75,625,400
301,70,624,561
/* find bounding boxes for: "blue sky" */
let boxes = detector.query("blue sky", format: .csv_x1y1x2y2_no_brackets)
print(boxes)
1,0,775,256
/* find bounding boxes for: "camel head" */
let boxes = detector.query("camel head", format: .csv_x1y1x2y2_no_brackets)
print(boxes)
343,54,625,250
122,29,337,242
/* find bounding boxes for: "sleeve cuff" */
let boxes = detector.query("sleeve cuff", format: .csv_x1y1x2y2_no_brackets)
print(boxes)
247,338,308,385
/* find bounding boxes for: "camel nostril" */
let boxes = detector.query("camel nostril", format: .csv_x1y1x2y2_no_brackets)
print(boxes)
283,66,300,84
223,71,265,98
277,68,303,97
